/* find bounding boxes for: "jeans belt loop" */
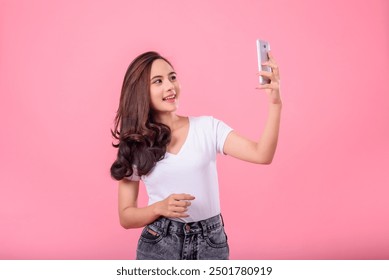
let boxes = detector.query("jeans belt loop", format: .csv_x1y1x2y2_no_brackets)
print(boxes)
220,214,225,226
162,218,170,237
200,220,208,238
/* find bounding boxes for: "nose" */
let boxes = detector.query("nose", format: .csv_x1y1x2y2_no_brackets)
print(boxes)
166,79,175,91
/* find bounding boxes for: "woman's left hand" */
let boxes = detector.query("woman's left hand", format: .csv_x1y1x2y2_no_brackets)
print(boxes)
256,51,282,104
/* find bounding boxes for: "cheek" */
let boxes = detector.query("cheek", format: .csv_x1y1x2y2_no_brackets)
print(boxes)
175,83,181,94
149,87,162,107
150,87,160,99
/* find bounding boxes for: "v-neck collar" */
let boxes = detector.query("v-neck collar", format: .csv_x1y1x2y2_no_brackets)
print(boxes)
165,117,191,157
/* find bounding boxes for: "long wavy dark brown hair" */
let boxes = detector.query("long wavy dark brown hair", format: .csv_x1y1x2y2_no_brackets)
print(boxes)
110,51,172,181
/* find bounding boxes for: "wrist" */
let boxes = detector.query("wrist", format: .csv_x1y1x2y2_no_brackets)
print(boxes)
270,99,283,106
151,201,161,217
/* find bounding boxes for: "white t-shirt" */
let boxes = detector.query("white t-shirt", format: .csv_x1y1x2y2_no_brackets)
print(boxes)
127,116,233,222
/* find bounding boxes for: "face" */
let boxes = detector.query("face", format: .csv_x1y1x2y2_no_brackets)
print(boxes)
149,59,181,114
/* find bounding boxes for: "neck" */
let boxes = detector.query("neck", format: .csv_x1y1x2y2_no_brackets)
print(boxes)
153,112,180,129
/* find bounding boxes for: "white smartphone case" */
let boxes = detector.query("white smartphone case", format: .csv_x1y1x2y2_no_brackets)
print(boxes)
256,39,271,85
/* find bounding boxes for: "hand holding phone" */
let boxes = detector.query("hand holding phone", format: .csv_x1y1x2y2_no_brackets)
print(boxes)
256,39,271,85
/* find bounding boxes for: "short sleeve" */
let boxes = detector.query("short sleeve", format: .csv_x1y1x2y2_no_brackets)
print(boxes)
124,165,141,181
212,117,233,155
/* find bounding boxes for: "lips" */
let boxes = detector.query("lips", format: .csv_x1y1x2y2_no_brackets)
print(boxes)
162,94,176,101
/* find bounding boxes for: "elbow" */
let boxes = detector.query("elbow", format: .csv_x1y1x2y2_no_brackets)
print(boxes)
119,217,136,229
254,155,274,165
120,222,137,230
119,206,139,229
261,159,273,165
253,146,276,165
120,220,130,229
257,159,272,165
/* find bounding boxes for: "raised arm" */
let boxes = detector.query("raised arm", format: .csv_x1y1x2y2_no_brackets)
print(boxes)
223,51,282,164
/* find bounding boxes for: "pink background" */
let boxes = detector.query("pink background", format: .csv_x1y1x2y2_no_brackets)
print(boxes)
1,0,388,259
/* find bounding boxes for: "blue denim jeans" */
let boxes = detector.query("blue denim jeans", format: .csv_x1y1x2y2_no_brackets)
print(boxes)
136,214,229,260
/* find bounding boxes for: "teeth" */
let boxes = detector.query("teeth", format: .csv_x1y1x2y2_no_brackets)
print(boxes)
163,94,176,101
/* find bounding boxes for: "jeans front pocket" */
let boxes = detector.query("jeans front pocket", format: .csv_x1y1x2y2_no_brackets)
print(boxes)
136,227,183,260
205,225,228,248
139,226,163,244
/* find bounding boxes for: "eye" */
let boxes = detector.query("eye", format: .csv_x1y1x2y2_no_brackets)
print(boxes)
153,79,162,84
170,74,177,81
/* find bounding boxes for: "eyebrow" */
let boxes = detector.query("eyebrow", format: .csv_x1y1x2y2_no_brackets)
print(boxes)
150,72,176,81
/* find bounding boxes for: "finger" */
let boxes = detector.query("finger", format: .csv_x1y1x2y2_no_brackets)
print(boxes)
258,71,278,85
173,200,192,207
263,51,279,67
172,212,189,218
256,83,279,90
172,193,196,201
262,60,278,69
170,206,188,213
265,64,280,79
267,51,279,65
164,211,189,218
267,51,275,60
257,71,272,78
260,64,280,81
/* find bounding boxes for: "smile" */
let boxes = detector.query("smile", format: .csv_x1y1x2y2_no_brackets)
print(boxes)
162,94,176,101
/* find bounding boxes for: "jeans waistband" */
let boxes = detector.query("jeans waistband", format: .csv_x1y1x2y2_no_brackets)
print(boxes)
148,214,224,237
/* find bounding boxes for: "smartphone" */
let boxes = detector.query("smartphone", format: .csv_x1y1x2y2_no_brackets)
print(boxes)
256,39,271,85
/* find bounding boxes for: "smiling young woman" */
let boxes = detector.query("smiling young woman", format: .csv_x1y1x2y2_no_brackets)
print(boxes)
110,51,282,260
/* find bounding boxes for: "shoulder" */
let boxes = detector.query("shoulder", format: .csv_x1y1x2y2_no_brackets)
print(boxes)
189,115,217,126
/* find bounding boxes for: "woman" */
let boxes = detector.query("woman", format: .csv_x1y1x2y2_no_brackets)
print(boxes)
110,51,282,260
